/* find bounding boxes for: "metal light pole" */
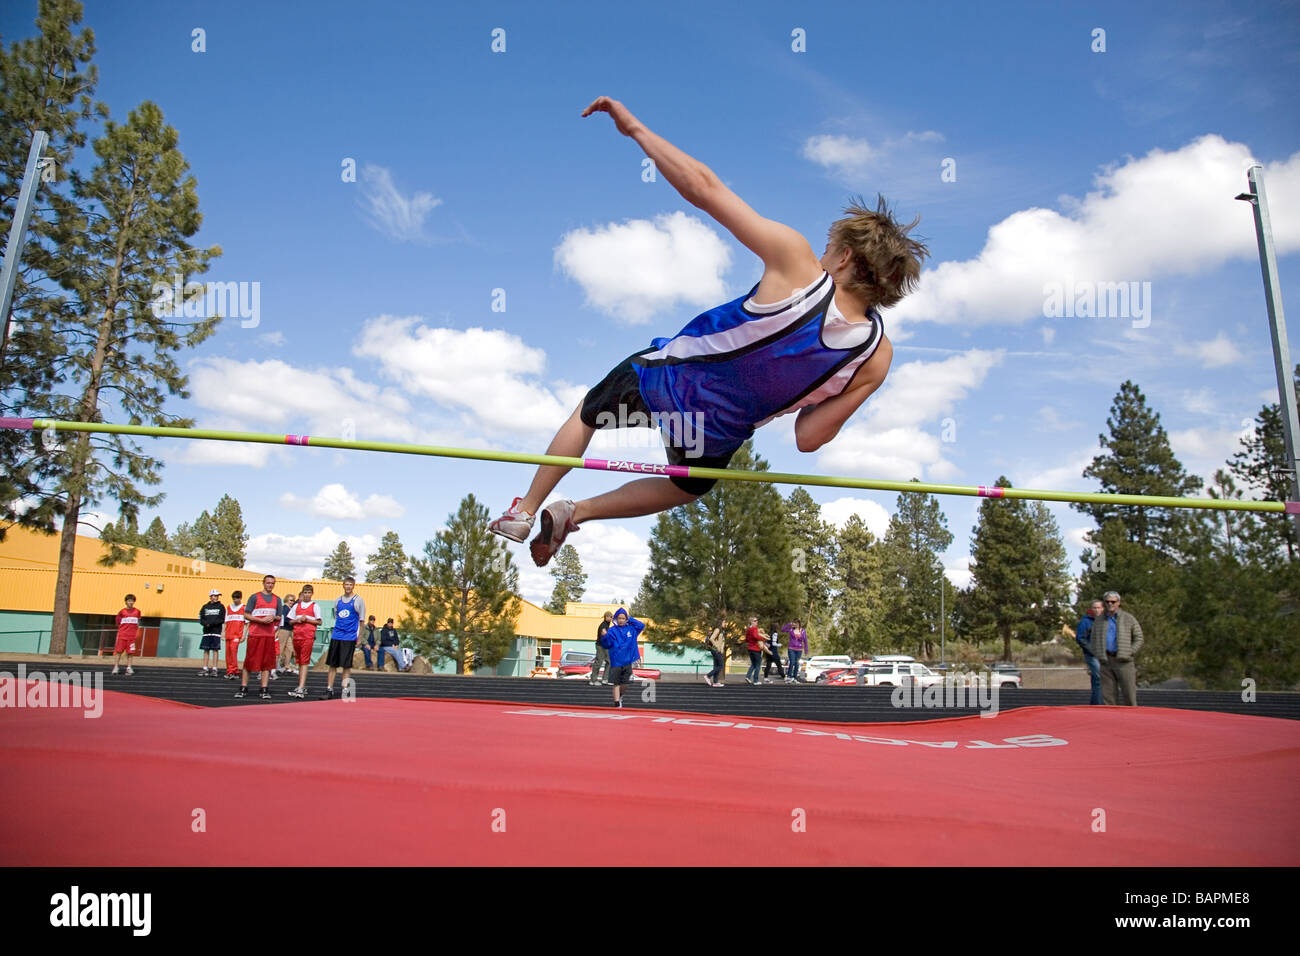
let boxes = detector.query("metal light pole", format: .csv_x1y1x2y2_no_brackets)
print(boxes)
0,130,49,370
1236,165,1300,542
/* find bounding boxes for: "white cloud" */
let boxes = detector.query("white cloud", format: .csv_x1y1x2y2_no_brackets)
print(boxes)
1169,426,1245,483
1180,388,1220,416
258,331,286,347
1036,406,1081,432
554,212,733,324
1174,332,1244,368
187,357,422,459
802,134,876,177
802,131,945,180
360,164,442,242
945,555,972,590
892,136,1300,331
817,350,1002,479
820,496,891,538
280,483,405,521
246,527,380,580
353,316,586,440
1021,453,1097,493
514,522,650,608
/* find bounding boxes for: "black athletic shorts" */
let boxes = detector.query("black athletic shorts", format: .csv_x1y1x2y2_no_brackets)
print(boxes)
607,663,637,686
580,356,735,495
326,638,357,668
199,634,221,651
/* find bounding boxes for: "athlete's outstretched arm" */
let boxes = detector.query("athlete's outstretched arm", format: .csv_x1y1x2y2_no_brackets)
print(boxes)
582,96,815,275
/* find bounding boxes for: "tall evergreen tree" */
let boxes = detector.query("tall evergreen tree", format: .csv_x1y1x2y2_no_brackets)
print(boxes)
208,494,247,567
962,478,1067,660
1075,381,1201,557
1,0,104,540
545,544,586,613
401,494,521,674
365,531,408,583
323,541,356,580
636,443,802,650
784,488,837,629
826,514,890,657
878,486,953,658
140,515,168,551
1228,371,1300,564
32,100,220,653
169,520,196,558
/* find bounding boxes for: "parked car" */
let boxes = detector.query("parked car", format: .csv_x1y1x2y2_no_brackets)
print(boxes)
801,655,852,682
989,662,1022,688
863,660,944,688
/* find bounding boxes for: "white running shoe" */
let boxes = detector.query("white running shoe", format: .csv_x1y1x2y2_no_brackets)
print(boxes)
529,499,578,567
489,497,535,543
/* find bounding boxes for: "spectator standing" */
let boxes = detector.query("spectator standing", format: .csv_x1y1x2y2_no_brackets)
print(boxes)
591,611,613,686
1089,591,1143,706
111,594,140,676
1075,600,1104,705
744,616,764,686
287,585,322,698
237,575,283,700
704,620,727,687
273,591,298,678
763,624,786,682
198,589,225,676
597,608,645,708
323,576,366,698
223,590,245,679
783,620,807,683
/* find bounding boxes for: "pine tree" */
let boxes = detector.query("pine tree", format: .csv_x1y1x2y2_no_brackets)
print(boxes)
879,486,953,658
784,488,837,630
1075,381,1201,557
545,545,586,613
1,0,104,540
401,494,521,674
635,442,802,650
323,541,356,580
169,520,196,558
365,531,408,583
32,99,220,653
962,477,1066,660
209,494,247,567
1228,371,1300,564
826,515,890,657
140,516,168,551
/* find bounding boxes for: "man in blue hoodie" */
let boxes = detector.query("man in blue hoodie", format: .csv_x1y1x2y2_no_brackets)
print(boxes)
597,608,645,708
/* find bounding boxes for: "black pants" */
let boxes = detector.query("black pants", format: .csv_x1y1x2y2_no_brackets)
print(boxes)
763,649,785,679
707,650,724,682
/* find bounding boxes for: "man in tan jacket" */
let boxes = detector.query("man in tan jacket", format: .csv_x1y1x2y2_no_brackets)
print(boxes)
1089,591,1144,706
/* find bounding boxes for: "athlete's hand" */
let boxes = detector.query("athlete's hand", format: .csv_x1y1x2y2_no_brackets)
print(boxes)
581,96,641,137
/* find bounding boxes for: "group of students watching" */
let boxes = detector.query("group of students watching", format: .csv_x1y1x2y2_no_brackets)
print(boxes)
111,575,412,701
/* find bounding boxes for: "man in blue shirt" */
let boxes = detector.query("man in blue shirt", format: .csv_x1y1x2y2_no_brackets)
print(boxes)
597,608,645,709
1088,591,1144,706
1075,599,1104,705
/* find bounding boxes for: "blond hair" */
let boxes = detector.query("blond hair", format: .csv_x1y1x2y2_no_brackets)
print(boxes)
827,194,929,308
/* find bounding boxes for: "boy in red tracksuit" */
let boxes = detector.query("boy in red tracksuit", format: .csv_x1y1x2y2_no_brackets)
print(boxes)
223,590,246,678
286,586,322,699
112,594,140,676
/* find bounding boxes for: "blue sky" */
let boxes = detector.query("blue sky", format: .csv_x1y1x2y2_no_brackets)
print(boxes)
5,0,1300,606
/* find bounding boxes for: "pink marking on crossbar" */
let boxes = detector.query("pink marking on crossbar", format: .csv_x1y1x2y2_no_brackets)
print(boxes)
585,458,691,478
1286,501,1300,514
0,418,35,430
285,434,310,446
977,485,1006,498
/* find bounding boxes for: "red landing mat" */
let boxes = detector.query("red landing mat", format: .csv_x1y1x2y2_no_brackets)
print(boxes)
1,683,1297,865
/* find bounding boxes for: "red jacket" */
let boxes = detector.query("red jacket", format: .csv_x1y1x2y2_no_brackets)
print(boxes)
745,626,763,651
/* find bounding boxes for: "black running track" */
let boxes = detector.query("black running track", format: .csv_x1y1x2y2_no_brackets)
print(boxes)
11,660,1298,723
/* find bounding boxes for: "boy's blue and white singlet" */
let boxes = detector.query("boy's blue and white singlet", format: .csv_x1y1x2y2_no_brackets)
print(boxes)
632,272,884,458
334,595,360,641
